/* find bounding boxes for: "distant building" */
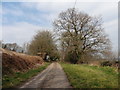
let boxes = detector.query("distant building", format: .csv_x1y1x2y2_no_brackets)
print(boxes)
37,52,50,61
37,52,46,60
46,55,50,61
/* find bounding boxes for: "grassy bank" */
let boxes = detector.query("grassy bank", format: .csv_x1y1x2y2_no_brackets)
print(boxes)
61,63,118,88
2,62,50,88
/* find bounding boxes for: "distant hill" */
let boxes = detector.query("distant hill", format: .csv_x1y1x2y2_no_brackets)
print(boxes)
1,48,44,75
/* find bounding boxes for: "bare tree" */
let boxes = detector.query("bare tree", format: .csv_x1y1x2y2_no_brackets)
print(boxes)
28,30,59,60
53,8,111,63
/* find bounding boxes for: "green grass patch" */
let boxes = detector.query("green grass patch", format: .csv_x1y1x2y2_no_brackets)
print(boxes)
2,62,50,88
61,63,118,88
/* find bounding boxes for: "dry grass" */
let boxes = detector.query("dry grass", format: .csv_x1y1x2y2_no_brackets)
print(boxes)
1,48,44,75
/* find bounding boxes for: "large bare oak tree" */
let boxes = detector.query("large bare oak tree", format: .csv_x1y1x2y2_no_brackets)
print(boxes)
53,8,111,63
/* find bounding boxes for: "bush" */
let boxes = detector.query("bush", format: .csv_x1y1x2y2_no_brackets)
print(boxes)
64,51,79,64
100,61,112,66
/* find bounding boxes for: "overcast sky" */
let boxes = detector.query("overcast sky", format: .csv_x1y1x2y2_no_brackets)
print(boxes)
1,0,119,52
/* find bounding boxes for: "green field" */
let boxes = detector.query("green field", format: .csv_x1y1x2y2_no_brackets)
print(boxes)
2,62,50,88
61,63,118,88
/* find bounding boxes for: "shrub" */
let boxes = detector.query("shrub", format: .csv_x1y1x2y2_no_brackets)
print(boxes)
100,61,112,66
64,51,79,64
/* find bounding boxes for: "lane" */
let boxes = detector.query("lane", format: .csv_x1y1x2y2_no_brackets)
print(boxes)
20,62,72,88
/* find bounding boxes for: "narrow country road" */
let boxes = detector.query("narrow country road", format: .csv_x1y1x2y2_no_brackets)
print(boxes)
20,62,72,88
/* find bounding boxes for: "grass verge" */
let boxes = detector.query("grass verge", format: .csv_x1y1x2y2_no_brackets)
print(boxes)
61,63,118,88
2,62,50,88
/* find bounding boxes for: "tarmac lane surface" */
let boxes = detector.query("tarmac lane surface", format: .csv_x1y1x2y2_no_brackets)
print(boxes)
20,62,72,88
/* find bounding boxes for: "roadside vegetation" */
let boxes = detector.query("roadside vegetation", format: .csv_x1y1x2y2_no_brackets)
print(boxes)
61,63,118,88
2,62,50,88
